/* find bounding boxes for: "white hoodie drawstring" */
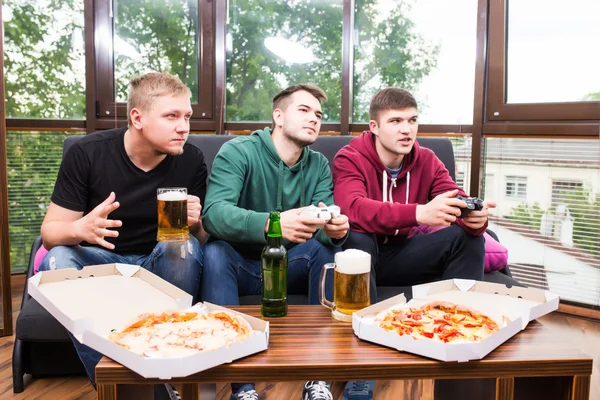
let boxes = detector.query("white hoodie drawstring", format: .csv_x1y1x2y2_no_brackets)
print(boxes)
382,170,388,203
382,170,411,237
406,171,410,205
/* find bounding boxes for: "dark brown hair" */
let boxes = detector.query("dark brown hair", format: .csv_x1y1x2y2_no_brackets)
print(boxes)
272,83,327,113
369,88,418,122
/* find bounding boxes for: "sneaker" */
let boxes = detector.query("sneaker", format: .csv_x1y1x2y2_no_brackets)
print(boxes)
164,384,182,400
342,380,375,400
302,381,333,400
230,387,259,400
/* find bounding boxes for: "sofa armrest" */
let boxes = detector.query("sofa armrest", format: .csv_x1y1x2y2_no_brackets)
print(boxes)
21,236,43,309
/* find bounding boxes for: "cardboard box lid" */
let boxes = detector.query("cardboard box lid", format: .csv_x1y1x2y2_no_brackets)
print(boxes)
28,263,193,341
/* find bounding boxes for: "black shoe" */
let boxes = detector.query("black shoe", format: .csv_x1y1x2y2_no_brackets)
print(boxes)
302,381,333,400
342,380,375,400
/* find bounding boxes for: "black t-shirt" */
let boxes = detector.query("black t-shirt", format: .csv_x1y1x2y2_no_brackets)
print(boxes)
51,127,207,255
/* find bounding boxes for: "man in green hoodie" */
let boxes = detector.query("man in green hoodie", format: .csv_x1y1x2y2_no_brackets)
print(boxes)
201,84,349,400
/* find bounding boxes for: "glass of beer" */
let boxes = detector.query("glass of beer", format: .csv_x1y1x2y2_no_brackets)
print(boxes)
319,249,371,322
156,187,189,242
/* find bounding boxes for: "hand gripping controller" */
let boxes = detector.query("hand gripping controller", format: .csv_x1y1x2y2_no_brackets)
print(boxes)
455,195,484,218
300,205,341,228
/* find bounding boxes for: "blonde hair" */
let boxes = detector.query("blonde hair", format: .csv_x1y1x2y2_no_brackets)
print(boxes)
127,72,192,126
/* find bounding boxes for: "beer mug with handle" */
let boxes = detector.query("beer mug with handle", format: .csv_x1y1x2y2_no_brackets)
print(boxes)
157,187,189,242
319,249,371,322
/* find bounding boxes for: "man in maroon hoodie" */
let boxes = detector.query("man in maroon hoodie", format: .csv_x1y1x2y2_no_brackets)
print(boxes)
332,87,496,304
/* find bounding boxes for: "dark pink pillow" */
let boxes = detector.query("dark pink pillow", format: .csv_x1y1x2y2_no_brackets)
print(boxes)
408,225,508,272
33,245,49,274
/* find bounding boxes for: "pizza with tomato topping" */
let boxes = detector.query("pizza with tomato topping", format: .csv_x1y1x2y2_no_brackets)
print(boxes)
108,310,253,357
375,301,500,343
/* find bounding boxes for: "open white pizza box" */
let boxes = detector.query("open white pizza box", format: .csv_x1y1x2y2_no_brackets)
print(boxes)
28,263,269,379
352,279,559,362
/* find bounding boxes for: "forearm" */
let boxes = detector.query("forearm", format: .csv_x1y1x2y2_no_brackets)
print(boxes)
41,220,83,249
190,221,208,245
203,205,269,244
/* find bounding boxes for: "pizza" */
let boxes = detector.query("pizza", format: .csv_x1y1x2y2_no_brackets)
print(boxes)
375,301,500,343
108,309,253,357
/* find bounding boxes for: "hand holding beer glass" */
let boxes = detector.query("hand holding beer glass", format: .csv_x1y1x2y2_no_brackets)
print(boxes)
319,249,371,322
157,188,189,242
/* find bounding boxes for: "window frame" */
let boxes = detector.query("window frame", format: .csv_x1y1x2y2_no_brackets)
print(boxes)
93,0,218,132
486,0,600,124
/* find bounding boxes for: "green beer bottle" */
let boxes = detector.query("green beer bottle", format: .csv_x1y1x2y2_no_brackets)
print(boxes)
261,211,288,317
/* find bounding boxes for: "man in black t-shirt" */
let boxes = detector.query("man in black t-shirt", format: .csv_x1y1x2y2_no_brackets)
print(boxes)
38,73,206,397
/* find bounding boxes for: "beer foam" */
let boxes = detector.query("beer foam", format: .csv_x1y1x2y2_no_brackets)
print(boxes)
157,191,187,201
335,249,371,274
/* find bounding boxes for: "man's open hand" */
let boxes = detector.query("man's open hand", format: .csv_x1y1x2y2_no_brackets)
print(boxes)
73,192,122,250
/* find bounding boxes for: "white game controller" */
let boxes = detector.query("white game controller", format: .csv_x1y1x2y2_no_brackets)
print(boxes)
300,205,341,229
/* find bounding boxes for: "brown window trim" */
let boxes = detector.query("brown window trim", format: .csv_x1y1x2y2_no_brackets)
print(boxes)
486,0,600,122
483,122,600,136
93,0,216,126
5,119,86,131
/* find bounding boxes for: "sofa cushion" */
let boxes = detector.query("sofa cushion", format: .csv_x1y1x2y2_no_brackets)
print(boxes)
16,298,72,342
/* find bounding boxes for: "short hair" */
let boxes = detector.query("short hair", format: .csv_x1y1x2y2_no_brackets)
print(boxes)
369,88,418,123
127,72,192,126
272,83,327,113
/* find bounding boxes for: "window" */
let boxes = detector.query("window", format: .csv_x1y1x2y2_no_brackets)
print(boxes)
484,137,600,308
483,174,495,200
486,0,600,121
6,132,84,272
2,0,85,120
226,0,343,122
552,180,584,205
505,176,527,200
456,172,465,190
353,0,477,124
94,0,215,128
113,0,200,103
506,0,600,104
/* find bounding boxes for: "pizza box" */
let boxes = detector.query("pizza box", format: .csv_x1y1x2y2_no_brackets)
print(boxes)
28,264,269,379
352,279,559,362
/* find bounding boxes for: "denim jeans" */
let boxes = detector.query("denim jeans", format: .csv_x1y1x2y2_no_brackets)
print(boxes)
38,237,203,392
200,238,335,306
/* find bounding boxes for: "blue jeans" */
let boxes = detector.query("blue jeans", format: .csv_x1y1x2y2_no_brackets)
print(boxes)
38,237,203,387
200,238,334,306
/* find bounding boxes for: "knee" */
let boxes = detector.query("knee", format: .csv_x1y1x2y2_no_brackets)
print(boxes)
38,246,76,271
154,239,204,269
344,231,377,251
450,225,485,249
203,241,236,274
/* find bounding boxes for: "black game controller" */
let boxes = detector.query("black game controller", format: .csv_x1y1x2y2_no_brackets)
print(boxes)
455,195,484,218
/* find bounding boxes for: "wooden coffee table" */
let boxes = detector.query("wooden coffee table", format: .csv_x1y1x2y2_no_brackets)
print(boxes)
95,305,592,400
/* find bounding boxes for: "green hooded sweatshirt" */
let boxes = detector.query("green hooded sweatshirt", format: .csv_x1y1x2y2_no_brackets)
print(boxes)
202,128,345,259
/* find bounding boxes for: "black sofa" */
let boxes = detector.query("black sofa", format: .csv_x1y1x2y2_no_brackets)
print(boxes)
13,134,520,393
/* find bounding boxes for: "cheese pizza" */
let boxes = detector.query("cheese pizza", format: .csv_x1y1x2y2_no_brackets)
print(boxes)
109,310,253,357
375,301,500,343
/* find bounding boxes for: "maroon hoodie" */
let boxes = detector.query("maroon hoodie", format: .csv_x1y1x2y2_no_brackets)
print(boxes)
332,131,486,244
